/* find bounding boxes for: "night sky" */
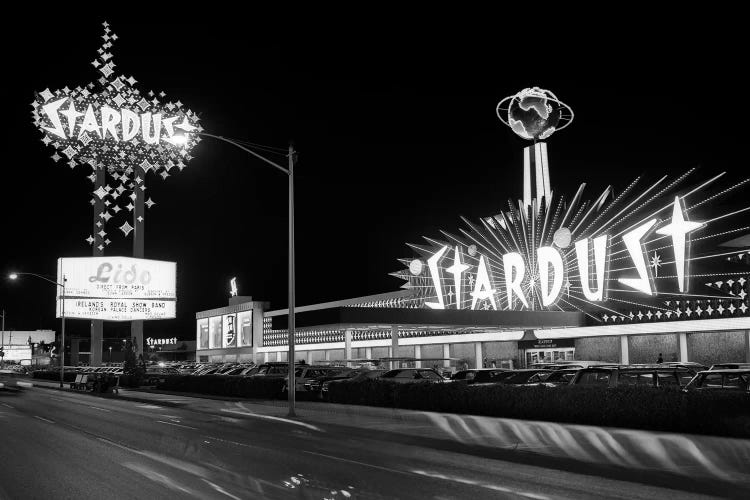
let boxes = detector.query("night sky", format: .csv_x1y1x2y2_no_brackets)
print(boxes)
0,14,745,342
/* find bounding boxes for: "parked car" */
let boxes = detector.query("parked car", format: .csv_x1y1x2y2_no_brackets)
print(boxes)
322,369,388,400
494,369,554,385
283,366,349,393
656,361,708,373
569,365,696,388
683,369,750,392
450,368,511,384
248,362,302,378
524,368,580,387
529,361,617,370
709,363,750,371
304,367,355,392
379,368,446,383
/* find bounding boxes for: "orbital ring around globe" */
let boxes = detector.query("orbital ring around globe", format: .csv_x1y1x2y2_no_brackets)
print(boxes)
496,92,574,135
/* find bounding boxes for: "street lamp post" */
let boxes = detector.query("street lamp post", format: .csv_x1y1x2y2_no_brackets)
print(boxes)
1,309,5,368
9,272,67,388
179,132,298,416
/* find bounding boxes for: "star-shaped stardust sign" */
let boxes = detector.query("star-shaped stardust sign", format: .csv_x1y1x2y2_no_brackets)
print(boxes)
31,21,201,245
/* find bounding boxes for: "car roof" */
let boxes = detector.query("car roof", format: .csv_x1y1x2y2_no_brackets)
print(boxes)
697,369,750,374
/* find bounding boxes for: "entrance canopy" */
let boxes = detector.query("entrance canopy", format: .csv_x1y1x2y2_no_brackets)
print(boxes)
269,306,585,332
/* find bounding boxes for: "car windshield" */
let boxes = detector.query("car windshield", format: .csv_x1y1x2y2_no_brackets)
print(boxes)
417,370,441,380
544,371,576,383
474,370,512,383
618,372,654,386
504,371,548,384
576,371,611,386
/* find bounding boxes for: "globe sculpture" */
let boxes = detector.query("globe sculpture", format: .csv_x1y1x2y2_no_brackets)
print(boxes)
496,87,573,141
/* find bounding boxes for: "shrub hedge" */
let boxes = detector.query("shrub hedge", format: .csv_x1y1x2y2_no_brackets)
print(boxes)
32,370,77,382
327,380,750,438
156,375,285,399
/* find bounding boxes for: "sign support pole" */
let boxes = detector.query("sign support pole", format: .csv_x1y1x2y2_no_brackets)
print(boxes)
90,166,105,366
132,165,145,360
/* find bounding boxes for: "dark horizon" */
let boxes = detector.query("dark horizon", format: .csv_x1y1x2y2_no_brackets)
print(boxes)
1,15,745,342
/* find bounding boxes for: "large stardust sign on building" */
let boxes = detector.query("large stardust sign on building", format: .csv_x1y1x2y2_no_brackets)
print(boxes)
56,257,176,321
393,88,750,324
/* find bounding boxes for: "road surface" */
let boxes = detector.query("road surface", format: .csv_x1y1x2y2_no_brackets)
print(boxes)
0,387,741,499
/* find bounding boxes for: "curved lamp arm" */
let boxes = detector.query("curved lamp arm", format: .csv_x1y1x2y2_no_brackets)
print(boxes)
9,272,65,288
192,132,290,176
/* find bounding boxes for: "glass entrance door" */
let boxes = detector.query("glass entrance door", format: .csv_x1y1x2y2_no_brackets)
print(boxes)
525,348,574,367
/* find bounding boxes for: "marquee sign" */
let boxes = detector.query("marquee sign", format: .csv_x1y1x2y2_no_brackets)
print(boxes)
146,337,178,346
395,170,750,323
56,256,176,321
31,21,201,248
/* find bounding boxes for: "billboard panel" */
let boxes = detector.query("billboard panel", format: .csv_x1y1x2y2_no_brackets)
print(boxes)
238,310,253,346
60,298,175,321
222,314,237,348
56,256,176,321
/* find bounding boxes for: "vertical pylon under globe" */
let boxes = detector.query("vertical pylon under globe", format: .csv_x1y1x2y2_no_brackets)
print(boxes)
523,142,551,211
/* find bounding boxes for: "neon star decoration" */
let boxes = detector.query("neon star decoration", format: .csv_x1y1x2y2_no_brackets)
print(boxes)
31,21,201,245
656,197,704,292
393,168,750,323
650,252,663,277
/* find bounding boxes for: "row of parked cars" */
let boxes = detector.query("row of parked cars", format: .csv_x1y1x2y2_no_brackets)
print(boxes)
280,360,750,400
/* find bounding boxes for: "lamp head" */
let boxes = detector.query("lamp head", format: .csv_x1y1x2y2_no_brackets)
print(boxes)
9,273,18,280
168,131,189,145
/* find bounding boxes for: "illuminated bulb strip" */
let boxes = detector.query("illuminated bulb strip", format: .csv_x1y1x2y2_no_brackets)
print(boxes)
608,170,718,240
604,296,674,312
477,219,513,256
659,249,750,265
564,292,634,317
567,202,588,234
649,272,749,279
687,178,750,211
579,177,641,237
590,174,672,239
556,297,602,322
540,194,558,245
605,289,732,300
570,186,613,237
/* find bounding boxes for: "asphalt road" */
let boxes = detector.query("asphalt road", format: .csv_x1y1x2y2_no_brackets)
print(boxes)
0,387,738,500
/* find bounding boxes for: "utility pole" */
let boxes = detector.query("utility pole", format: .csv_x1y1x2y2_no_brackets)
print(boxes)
287,142,296,417
1,309,5,368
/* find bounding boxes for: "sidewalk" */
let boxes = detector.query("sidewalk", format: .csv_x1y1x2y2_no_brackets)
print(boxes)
31,379,750,487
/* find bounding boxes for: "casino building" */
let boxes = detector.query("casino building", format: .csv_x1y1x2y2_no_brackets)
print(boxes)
196,88,750,369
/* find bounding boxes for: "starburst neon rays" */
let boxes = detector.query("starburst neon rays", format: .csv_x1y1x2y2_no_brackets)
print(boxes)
397,169,750,323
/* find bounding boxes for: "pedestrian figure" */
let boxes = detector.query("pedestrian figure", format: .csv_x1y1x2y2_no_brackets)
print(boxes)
483,357,488,368
657,353,663,364
490,360,497,368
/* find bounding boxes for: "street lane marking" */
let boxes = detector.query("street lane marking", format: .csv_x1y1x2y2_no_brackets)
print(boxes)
223,408,323,432
411,470,550,500
50,397,66,402
34,415,55,423
202,479,243,500
1,403,13,408
156,420,198,430
89,406,111,412
137,404,163,409
302,451,410,476
203,435,264,450
122,462,196,496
